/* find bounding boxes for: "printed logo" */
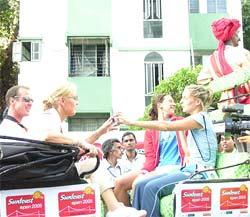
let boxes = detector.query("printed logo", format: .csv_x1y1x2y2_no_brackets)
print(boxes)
220,185,248,210
6,191,45,217
181,186,212,213
58,187,96,216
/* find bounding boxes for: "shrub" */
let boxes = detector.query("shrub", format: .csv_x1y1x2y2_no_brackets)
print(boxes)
128,65,221,130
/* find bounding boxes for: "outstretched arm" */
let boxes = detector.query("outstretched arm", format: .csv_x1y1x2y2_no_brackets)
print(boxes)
117,114,202,131
85,117,117,144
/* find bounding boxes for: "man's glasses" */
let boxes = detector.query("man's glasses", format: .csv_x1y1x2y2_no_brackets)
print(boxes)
14,96,34,103
123,139,135,143
112,146,125,152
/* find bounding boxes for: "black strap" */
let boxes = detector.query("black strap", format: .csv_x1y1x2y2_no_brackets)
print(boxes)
5,115,27,131
190,158,250,179
190,114,211,162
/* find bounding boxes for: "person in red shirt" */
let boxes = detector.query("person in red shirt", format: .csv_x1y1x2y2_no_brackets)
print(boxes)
114,93,188,206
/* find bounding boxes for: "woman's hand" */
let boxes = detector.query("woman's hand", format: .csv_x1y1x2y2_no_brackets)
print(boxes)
81,142,99,157
98,116,120,134
115,113,132,125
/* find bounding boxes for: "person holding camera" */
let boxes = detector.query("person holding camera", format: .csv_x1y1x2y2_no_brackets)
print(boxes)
116,85,218,217
238,131,250,144
218,135,237,153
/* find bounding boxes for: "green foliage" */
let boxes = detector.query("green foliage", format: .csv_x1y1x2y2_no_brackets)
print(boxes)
155,66,202,116
128,65,221,130
242,0,250,50
0,0,19,120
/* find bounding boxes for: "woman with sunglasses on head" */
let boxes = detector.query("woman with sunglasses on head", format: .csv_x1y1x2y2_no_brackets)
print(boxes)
34,82,146,217
116,84,218,217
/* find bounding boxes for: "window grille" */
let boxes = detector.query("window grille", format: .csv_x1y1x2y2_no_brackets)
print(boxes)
21,41,41,61
68,113,110,132
143,0,162,38
207,0,226,13
189,0,199,13
144,52,164,106
68,116,108,131
69,38,110,77
194,56,202,66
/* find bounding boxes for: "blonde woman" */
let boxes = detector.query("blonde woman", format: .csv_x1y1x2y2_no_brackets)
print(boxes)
36,82,146,217
117,85,218,217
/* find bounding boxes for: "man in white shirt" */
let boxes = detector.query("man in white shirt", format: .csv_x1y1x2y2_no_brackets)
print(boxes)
120,132,145,170
92,139,129,187
0,85,33,139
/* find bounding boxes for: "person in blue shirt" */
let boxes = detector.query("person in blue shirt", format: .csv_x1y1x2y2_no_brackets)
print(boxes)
116,85,218,217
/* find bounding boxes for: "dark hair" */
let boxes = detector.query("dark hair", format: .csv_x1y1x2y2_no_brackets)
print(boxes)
148,93,167,120
102,138,120,159
217,134,234,144
121,131,136,142
5,85,30,106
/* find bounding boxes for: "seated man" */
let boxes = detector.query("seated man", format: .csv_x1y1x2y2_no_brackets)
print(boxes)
91,138,129,184
0,85,32,138
120,132,145,171
218,135,237,153
91,138,146,217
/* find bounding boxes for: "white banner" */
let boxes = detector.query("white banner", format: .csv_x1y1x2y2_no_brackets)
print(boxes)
174,180,250,217
0,183,101,217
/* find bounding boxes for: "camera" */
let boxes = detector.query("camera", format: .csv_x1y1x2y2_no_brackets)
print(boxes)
222,104,250,135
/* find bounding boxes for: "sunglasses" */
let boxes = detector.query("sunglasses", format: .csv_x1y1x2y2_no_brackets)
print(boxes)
14,96,34,103
67,96,78,101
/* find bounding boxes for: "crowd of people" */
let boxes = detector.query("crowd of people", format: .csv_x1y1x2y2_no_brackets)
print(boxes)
0,17,250,217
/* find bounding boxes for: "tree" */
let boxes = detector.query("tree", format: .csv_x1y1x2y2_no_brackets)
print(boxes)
0,0,19,120
128,66,221,130
242,0,250,50
155,66,201,116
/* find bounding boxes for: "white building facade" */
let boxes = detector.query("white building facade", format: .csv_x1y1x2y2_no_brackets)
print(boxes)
14,0,242,131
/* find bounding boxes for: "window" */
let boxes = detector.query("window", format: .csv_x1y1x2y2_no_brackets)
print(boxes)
15,41,41,61
68,113,110,131
143,0,162,38
144,52,164,106
69,37,110,77
194,56,202,66
207,0,227,13
189,0,199,13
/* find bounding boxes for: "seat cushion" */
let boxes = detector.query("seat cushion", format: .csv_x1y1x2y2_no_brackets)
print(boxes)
216,152,249,178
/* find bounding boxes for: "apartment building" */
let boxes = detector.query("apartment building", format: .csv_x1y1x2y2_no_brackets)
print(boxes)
13,0,242,131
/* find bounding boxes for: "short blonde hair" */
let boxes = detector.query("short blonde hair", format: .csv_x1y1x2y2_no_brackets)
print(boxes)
185,84,213,110
43,82,77,110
